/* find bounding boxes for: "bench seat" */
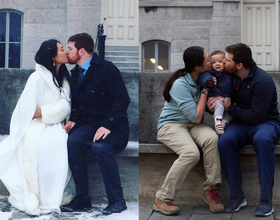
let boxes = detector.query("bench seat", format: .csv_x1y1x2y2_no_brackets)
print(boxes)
139,143,280,154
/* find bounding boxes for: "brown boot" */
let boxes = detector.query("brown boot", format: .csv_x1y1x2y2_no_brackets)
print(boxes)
203,186,224,213
153,197,180,216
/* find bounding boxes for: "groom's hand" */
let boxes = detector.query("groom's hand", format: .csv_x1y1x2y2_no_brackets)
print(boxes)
64,121,75,133
93,127,111,142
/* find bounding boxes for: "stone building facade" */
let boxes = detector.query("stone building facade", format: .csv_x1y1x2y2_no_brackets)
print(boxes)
0,0,101,69
0,0,139,71
139,0,280,72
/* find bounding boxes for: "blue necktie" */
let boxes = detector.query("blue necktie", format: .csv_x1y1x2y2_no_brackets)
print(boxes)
78,67,85,84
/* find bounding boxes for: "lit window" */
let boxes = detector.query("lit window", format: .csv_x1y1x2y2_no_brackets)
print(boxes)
142,41,170,72
0,10,22,68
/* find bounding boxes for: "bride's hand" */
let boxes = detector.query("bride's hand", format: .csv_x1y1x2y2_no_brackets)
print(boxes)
33,108,42,118
64,121,75,133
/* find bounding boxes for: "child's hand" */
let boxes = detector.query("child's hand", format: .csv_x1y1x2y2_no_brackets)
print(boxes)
212,76,217,86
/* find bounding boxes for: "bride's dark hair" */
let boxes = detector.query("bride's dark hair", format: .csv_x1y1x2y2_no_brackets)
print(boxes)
163,46,204,102
35,39,71,88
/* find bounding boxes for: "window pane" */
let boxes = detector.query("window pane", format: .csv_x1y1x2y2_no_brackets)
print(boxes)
0,12,6,42
158,43,169,71
9,43,20,68
0,43,5,67
144,43,155,71
9,12,21,42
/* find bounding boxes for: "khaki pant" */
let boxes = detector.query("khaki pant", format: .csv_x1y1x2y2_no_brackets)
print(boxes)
156,122,221,202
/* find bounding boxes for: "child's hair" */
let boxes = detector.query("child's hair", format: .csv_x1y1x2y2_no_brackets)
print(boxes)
210,50,225,57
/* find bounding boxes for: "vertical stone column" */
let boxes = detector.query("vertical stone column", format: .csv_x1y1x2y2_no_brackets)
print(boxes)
66,0,101,43
22,1,67,68
210,1,241,53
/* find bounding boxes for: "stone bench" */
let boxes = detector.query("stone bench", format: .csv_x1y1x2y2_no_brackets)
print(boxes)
139,143,280,154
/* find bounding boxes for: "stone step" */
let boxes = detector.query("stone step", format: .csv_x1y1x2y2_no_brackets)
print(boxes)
119,68,139,72
106,55,139,62
104,46,139,72
105,51,139,56
105,46,139,52
114,62,139,68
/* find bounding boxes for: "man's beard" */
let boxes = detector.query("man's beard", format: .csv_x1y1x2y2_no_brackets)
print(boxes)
224,65,238,75
67,52,81,64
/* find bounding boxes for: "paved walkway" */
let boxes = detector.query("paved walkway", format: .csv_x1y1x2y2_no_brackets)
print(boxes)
140,203,280,220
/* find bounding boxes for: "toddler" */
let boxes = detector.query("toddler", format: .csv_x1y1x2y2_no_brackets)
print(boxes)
199,50,240,135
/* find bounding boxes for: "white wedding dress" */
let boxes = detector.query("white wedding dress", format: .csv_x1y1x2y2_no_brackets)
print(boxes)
0,64,70,215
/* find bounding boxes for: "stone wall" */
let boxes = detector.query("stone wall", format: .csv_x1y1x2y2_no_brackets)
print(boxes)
139,71,280,143
0,68,139,142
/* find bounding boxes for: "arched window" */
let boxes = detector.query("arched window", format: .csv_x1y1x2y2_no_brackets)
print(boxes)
0,10,23,68
142,41,170,72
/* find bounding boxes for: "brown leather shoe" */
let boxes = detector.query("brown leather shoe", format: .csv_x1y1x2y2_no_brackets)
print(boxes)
153,197,179,216
203,186,224,213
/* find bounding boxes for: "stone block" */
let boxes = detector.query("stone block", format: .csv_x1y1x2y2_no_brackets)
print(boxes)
0,0,65,12
68,23,99,36
139,72,167,143
213,1,224,16
171,40,210,53
66,7,100,22
0,69,33,134
24,0,66,10
140,7,213,20
171,52,184,72
67,0,100,7
139,25,172,43
224,2,241,16
24,9,67,24
174,27,210,40
210,36,241,53
139,153,280,205
122,71,139,142
24,24,66,39
22,53,37,69
180,7,213,20
218,22,241,36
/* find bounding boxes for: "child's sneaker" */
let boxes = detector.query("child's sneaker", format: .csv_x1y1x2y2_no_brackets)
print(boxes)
215,116,224,135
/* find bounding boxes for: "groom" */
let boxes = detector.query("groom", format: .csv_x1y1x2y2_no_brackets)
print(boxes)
61,33,130,215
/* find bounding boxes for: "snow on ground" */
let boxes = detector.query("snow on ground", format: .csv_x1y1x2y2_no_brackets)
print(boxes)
0,196,138,220
0,135,8,142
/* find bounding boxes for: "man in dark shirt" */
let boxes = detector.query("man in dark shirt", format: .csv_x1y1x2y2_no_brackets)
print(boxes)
61,33,130,215
209,43,280,217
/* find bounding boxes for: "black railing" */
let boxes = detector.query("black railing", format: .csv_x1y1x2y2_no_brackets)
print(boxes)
95,24,107,59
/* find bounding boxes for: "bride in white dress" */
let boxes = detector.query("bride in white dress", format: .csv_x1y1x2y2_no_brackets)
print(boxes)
0,39,71,215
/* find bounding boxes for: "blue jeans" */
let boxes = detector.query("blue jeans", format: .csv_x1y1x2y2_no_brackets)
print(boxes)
218,120,280,200
67,124,124,204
